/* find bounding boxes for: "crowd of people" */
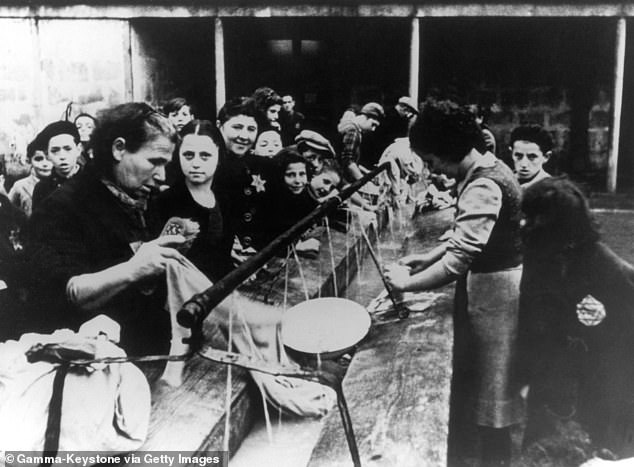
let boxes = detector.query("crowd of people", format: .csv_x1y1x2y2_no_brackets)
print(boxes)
0,85,633,466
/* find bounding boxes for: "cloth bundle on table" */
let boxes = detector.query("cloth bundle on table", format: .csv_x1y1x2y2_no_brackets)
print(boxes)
163,258,335,418
0,322,150,458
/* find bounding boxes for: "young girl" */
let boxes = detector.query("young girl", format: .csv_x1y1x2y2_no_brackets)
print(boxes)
156,120,233,282
519,177,634,459
269,148,318,239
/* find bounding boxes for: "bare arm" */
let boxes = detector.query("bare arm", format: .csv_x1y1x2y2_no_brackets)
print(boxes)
67,235,185,311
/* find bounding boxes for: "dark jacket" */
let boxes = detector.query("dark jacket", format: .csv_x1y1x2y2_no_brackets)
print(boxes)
27,168,169,355
519,241,634,453
213,153,278,251
155,181,233,283
31,167,81,211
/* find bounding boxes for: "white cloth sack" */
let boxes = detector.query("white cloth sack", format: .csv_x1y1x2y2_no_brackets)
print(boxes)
164,258,335,417
0,325,150,455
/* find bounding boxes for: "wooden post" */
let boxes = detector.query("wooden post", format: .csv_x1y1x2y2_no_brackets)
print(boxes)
408,17,420,105
214,17,226,117
30,18,44,129
608,17,626,193
123,22,134,102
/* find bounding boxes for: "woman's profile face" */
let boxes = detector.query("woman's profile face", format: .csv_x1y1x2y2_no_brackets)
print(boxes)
219,115,258,157
179,133,219,185
266,104,281,123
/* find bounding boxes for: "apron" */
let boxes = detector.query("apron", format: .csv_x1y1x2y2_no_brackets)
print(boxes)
453,265,524,428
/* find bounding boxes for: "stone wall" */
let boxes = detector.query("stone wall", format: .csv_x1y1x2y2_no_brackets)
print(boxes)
471,85,612,174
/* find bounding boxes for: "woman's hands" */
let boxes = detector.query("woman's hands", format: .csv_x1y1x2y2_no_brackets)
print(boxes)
384,263,412,292
398,253,435,274
126,235,187,281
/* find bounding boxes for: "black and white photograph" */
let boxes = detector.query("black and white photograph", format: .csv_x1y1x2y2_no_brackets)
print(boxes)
1,1,634,466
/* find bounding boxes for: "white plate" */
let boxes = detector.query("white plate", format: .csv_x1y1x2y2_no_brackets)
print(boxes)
282,297,371,354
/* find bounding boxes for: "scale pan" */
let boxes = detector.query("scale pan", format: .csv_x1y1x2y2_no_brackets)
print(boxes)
282,297,371,359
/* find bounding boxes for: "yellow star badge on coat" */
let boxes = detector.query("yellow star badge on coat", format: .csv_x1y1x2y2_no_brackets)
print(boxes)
251,174,266,193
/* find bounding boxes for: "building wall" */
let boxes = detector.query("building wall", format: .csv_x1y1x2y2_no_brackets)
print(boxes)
0,18,128,162
420,17,615,183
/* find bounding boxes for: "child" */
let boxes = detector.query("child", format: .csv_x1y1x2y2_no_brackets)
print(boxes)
253,129,283,158
509,123,553,188
309,166,341,202
269,148,318,238
295,129,336,175
31,121,82,211
8,135,51,217
519,177,634,459
163,97,194,132
156,120,233,282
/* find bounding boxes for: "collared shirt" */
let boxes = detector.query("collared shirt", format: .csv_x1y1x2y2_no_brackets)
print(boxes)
442,152,503,276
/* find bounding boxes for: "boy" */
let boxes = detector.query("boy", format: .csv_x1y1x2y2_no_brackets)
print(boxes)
31,121,82,210
8,135,51,217
337,102,384,181
509,123,553,188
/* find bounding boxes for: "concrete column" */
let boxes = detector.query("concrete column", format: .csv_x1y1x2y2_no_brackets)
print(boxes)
214,17,226,116
608,17,626,193
408,17,420,105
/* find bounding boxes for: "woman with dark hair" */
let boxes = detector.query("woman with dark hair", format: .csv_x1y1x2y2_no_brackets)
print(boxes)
519,177,634,458
386,98,523,466
27,102,182,354
252,86,283,132
213,96,277,257
155,120,233,282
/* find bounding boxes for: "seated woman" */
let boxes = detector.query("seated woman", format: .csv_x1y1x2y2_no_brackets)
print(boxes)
27,102,183,355
155,120,233,282
519,177,634,459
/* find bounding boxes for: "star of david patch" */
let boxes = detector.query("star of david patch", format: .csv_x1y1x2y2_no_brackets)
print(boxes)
251,174,267,193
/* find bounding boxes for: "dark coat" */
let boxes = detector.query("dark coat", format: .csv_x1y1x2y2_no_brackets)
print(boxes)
26,168,169,355
519,241,634,453
154,181,233,283
213,153,278,251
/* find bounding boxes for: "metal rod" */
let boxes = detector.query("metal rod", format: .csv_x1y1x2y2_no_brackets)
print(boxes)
177,163,390,329
335,384,362,467
358,226,409,319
